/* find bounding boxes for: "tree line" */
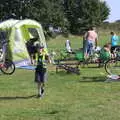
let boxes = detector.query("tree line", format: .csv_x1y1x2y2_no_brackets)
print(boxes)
0,0,110,34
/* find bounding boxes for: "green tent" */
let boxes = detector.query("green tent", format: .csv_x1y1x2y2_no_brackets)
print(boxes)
0,19,47,67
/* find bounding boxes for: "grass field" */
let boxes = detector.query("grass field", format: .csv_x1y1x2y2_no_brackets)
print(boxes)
0,33,120,120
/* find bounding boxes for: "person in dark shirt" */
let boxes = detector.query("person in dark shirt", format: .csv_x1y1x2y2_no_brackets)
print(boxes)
35,45,51,98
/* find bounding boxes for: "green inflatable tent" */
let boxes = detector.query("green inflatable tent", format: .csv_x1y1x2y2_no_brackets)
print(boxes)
0,19,47,67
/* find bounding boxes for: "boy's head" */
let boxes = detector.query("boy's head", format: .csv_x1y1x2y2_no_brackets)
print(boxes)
37,44,44,53
104,43,111,49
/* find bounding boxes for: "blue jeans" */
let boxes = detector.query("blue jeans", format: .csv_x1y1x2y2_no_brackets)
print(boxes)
85,40,95,56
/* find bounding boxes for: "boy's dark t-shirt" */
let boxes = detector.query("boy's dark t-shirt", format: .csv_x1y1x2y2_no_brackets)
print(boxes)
36,53,47,73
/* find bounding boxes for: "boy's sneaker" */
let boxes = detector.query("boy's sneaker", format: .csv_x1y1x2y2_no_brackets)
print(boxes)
37,94,43,99
37,94,41,98
41,88,45,97
41,88,44,94
37,89,45,98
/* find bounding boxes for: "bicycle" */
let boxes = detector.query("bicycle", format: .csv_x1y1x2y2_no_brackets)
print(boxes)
0,40,15,75
54,49,81,75
56,60,80,75
105,47,120,75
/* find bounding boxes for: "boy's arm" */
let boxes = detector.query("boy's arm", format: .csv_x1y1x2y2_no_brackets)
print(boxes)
46,52,51,63
46,54,51,63
44,48,51,63
45,51,51,64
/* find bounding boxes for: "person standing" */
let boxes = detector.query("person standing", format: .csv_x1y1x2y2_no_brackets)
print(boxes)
65,40,72,53
84,27,98,57
110,31,119,53
26,37,38,65
35,45,51,98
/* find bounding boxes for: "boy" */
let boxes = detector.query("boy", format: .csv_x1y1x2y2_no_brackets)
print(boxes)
35,45,51,98
99,43,111,63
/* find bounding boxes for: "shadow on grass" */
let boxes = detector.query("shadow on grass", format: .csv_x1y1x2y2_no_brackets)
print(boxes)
81,65,104,69
0,95,36,100
47,110,59,115
80,76,106,82
50,71,73,76
55,70,80,76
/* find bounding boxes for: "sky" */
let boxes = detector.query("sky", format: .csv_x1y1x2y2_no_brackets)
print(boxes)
105,0,120,22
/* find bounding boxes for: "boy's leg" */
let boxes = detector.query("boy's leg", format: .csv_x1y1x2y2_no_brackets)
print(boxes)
30,54,34,64
37,82,45,98
41,72,47,96
37,82,42,97
35,71,43,97
37,72,46,98
37,82,45,97
41,82,45,95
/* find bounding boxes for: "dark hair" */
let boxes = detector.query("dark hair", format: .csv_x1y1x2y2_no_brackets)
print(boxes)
104,43,111,48
89,26,96,30
36,44,44,49
110,31,114,35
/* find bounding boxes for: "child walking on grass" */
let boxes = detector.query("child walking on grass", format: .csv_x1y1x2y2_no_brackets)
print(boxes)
35,45,51,98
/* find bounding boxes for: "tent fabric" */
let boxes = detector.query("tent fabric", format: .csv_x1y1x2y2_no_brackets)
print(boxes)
0,19,47,67
14,19,40,28
0,19,19,29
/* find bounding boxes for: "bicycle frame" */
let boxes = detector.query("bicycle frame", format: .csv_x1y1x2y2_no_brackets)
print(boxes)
105,47,120,75
0,41,8,63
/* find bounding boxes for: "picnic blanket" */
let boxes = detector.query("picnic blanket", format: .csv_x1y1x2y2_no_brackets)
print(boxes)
16,65,36,70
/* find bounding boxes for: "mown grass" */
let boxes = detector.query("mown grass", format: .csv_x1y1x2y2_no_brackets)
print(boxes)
0,33,120,120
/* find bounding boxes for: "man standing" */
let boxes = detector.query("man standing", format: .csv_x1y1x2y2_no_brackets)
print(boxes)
84,27,98,57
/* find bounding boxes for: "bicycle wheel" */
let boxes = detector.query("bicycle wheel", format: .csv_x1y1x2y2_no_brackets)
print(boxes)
105,59,120,75
1,60,15,75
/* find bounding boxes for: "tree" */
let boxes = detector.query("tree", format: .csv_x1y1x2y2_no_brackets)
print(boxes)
26,0,67,28
64,0,110,34
0,0,110,34
0,0,68,33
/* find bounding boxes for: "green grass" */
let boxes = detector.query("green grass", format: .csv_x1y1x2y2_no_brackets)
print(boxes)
0,34,120,120
47,35,83,51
